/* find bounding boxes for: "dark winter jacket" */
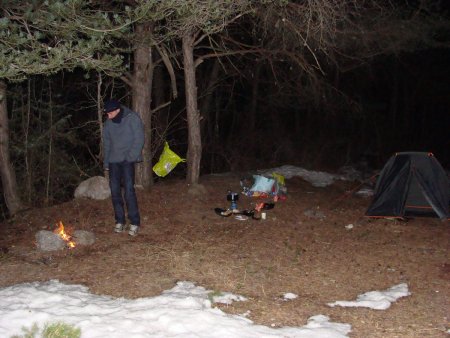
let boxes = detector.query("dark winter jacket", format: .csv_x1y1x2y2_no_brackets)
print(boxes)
103,106,144,170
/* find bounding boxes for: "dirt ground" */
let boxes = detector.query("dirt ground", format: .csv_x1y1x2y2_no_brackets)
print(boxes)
0,173,448,337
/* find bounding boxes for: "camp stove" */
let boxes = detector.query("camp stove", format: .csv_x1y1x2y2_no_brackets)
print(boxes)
227,191,239,211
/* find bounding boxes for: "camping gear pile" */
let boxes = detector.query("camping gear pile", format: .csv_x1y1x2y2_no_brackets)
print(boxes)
215,173,286,220
241,173,287,201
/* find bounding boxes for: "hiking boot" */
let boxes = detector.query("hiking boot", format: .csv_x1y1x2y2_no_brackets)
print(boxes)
128,224,139,236
114,223,126,233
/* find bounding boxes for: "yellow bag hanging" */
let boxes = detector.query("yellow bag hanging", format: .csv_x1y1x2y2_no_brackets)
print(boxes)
152,142,186,177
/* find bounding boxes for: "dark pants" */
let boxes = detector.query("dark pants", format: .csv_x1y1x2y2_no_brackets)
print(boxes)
109,161,140,226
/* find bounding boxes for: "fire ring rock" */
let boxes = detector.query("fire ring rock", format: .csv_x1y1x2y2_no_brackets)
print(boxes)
35,230,66,251
73,230,96,246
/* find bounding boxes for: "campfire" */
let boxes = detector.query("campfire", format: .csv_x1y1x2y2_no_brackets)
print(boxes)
53,221,76,248
36,222,94,251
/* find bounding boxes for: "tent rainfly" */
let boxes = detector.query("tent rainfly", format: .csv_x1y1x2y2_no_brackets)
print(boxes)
366,152,450,221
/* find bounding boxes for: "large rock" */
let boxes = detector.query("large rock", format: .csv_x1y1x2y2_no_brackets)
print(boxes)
35,230,66,251
73,230,96,246
74,176,110,200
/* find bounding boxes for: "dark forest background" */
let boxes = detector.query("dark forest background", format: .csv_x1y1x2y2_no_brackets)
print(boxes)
0,1,449,219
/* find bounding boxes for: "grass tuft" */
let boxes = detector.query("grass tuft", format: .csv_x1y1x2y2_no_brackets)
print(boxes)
10,322,81,338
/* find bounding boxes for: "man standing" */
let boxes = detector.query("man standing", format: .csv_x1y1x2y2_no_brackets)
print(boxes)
103,99,144,236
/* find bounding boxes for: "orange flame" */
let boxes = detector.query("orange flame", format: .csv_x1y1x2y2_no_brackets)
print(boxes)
54,221,76,248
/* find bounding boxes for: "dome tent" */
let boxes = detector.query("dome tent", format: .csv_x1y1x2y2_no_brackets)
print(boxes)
366,152,450,221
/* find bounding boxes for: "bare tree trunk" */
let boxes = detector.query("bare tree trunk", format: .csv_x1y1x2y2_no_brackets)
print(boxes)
45,81,53,206
248,61,261,133
182,32,202,184
153,63,168,145
24,80,32,203
97,72,104,169
132,22,154,190
200,59,220,134
199,60,220,174
390,59,399,146
0,80,22,216
153,64,166,113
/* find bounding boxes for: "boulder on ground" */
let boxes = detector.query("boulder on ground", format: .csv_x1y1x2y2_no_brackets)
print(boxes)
73,230,96,246
74,176,110,200
35,230,66,251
